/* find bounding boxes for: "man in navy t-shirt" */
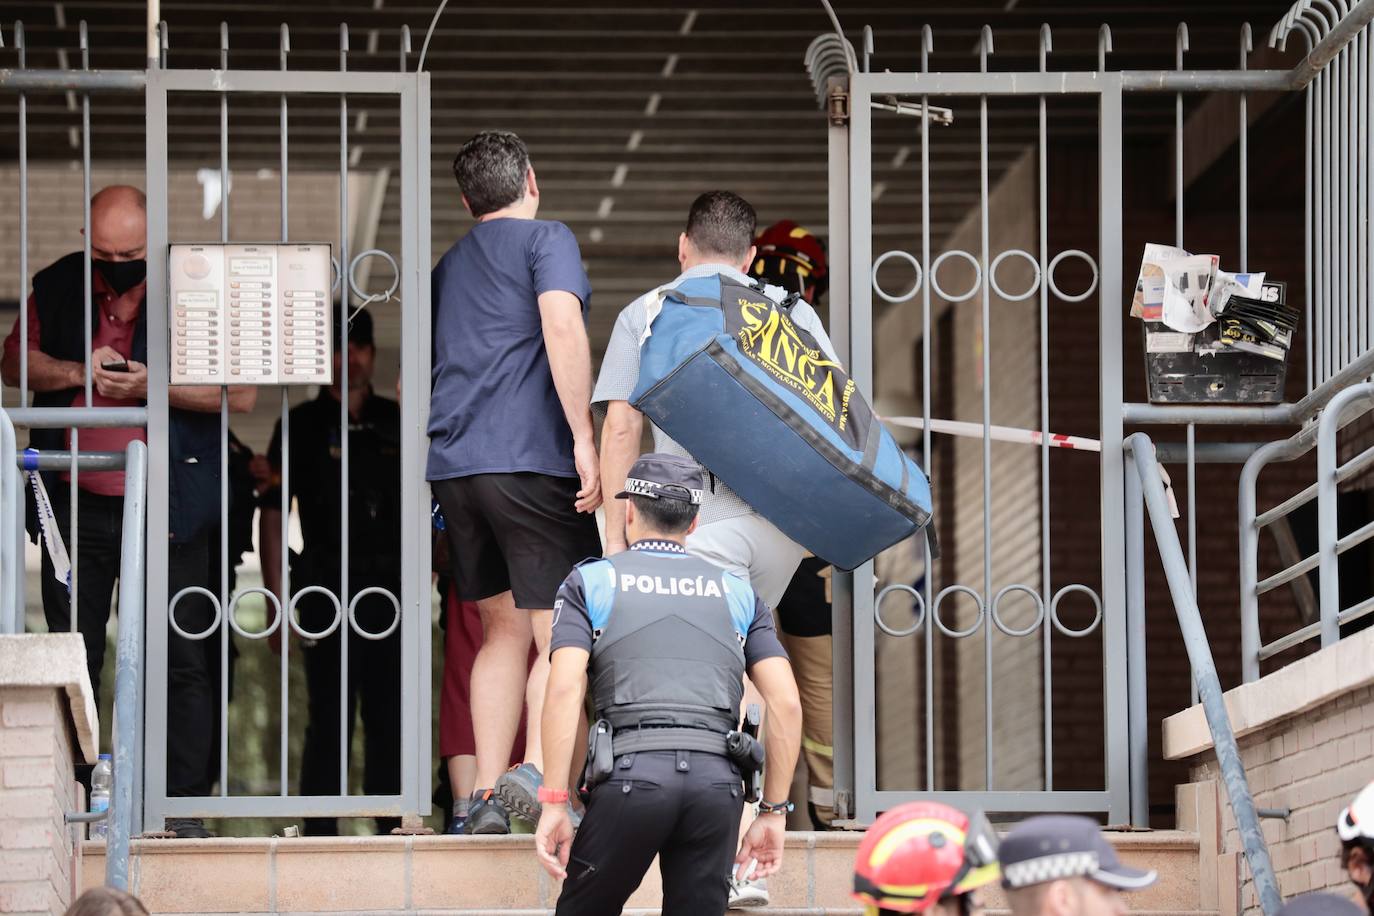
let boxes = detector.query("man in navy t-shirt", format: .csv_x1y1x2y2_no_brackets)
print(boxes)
429,130,603,834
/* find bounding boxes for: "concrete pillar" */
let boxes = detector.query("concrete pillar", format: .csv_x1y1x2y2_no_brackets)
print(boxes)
0,635,98,916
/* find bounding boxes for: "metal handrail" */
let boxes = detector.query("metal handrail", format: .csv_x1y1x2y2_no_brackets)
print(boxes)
1239,385,1374,681
1127,432,1282,916
0,409,20,633
107,440,147,890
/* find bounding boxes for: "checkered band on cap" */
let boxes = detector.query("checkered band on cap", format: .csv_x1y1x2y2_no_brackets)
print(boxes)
1002,851,1100,889
622,476,703,504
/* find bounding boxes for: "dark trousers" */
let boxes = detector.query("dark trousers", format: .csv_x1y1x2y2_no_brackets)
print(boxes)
40,487,218,798
555,750,745,916
296,575,403,835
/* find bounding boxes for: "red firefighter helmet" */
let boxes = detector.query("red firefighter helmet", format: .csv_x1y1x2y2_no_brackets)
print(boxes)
752,219,829,302
852,802,1001,915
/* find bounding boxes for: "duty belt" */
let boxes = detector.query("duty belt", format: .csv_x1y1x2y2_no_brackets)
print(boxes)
611,725,730,757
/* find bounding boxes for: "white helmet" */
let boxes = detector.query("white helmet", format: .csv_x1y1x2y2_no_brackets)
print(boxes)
1338,782,1374,845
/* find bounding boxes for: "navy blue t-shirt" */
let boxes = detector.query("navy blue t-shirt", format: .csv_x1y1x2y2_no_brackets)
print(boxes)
427,218,592,480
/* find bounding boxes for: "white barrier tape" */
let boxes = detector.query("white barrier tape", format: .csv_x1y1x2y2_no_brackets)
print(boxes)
881,416,1101,452
23,451,71,591
880,417,1180,518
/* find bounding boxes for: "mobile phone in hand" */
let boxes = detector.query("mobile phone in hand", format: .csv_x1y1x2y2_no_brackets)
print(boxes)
101,360,130,373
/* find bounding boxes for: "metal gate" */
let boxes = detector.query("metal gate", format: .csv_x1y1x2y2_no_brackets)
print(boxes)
826,45,1127,824
823,1,1372,824
137,32,433,828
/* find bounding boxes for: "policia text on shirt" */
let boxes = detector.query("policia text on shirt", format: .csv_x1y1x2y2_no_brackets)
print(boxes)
534,454,803,916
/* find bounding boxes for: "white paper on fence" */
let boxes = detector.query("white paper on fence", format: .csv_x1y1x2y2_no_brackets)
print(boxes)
26,470,71,590
1209,270,1266,317
881,416,1101,452
1131,243,1190,319
1161,254,1221,333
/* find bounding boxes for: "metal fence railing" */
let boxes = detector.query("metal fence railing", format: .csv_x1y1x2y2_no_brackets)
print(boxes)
1240,383,1374,681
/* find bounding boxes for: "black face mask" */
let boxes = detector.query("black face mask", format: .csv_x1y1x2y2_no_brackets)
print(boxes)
94,259,146,295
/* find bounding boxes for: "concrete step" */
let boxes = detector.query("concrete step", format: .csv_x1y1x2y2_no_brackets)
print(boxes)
81,830,1208,914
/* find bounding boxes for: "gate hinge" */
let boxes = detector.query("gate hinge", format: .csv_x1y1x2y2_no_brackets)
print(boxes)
827,85,850,126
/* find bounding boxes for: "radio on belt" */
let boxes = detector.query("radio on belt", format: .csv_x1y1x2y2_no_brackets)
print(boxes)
168,243,333,386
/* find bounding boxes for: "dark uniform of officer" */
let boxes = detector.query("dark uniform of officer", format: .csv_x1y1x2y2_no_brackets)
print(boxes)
534,454,802,916
259,306,402,835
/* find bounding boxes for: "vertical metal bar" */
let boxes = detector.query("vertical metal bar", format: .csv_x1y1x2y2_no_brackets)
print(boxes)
0,410,16,633
17,22,28,399
1187,423,1198,706
1306,76,1314,393
278,22,292,798
106,440,146,891
1340,43,1350,374
920,27,936,793
143,66,172,829
825,71,854,819
1239,25,1251,273
216,23,232,798
1357,35,1368,365
1099,76,1130,826
1175,24,1188,250
1314,389,1362,648
338,24,351,797
1039,23,1055,793
848,71,878,823
1238,444,1282,684
73,20,93,634
13,22,29,633
1124,453,1148,827
399,70,432,814
978,26,994,792
1356,30,1366,362
1323,67,1332,383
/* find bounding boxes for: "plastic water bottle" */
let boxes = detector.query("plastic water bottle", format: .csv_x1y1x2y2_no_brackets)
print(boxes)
89,754,112,841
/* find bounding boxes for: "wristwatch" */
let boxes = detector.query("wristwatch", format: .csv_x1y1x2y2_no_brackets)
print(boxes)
758,799,794,815
538,786,570,805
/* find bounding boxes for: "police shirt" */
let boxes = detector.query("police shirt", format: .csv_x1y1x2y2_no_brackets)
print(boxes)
550,540,787,666
261,389,402,577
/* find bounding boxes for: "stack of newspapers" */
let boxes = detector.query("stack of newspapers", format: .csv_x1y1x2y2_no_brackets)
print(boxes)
1132,242,1293,362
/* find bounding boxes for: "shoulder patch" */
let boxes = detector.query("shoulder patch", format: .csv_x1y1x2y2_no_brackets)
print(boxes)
579,558,616,634
721,571,756,641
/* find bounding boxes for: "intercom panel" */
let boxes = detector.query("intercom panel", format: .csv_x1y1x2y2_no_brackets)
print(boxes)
169,242,333,386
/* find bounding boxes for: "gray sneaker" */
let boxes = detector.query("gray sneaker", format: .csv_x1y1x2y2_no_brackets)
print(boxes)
463,790,510,835
728,876,769,909
494,762,544,823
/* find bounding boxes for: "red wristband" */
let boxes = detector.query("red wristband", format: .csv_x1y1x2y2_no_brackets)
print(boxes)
538,786,570,804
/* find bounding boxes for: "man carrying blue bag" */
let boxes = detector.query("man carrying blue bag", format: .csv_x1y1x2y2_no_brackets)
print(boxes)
595,190,934,582
595,191,837,609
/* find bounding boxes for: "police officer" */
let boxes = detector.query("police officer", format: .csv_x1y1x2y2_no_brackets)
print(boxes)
1001,816,1157,916
534,453,803,915
259,305,402,836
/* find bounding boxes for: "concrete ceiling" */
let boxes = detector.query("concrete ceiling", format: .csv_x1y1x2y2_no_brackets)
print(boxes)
2,0,1304,350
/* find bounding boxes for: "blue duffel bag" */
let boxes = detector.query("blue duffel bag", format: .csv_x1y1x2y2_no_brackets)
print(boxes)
630,273,933,571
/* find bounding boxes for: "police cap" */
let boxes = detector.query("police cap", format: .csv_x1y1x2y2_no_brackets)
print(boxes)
615,453,704,505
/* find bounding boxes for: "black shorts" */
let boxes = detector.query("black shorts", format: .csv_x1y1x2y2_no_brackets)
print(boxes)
431,472,602,610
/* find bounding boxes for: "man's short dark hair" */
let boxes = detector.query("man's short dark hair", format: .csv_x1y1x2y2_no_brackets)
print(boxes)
629,493,699,535
452,130,530,218
685,191,757,262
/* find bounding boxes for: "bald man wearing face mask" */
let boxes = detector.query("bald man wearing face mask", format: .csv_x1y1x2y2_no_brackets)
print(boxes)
1,185,256,838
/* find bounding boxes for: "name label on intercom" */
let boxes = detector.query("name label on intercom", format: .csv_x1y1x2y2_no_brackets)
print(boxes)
168,243,333,386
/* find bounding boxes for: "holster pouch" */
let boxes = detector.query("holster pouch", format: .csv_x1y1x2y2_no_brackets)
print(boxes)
726,704,766,803
580,719,614,801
